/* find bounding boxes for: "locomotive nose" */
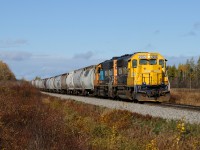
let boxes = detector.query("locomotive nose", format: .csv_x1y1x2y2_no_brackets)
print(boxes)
141,65,163,85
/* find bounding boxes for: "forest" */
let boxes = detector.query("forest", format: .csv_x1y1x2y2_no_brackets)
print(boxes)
167,56,200,89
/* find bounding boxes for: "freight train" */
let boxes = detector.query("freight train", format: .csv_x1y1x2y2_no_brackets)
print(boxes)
32,52,170,102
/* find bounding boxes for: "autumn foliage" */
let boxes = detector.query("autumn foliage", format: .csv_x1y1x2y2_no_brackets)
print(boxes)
0,60,15,81
0,82,81,149
168,57,200,88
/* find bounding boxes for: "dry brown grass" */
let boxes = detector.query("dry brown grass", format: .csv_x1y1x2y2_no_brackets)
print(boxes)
170,88,200,106
0,82,84,150
59,99,200,150
1,82,200,149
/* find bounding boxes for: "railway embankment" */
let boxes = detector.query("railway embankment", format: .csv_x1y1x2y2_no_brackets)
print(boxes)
42,92,200,124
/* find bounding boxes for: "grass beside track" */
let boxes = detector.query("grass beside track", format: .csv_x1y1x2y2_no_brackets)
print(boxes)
170,88,200,106
0,82,200,149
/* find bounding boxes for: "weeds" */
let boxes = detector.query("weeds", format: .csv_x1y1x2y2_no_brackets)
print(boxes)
0,82,82,150
170,89,200,106
60,100,200,149
0,82,200,149
146,139,158,150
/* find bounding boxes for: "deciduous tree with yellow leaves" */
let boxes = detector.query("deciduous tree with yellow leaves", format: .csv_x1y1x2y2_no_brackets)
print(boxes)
0,60,16,81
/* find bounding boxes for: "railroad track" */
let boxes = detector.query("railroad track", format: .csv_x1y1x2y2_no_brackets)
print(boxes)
161,103,200,111
145,102,200,112
92,95,200,112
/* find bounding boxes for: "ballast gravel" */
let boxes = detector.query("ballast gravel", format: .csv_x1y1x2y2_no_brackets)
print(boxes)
42,92,200,124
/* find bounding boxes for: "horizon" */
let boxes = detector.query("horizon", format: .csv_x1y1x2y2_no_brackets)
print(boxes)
1,53,199,80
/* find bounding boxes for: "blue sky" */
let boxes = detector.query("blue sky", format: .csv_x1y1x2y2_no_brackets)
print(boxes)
0,0,200,79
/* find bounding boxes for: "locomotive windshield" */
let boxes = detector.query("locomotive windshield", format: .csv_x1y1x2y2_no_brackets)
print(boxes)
149,59,157,65
139,59,157,65
139,59,148,65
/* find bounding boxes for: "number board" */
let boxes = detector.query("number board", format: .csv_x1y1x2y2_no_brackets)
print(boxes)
150,55,157,59
138,55,146,59
138,55,157,59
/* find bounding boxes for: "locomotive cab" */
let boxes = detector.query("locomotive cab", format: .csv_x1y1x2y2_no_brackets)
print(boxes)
127,52,170,102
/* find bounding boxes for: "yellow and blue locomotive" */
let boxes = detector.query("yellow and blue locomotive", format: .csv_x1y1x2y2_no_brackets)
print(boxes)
33,52,170,102
94,52,170,102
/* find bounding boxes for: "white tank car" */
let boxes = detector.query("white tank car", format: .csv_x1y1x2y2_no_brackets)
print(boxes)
54,75,62,91
38,79,45,89
66,71,75,90
35,79,40,88
42,79,46,89
46,78,51,90
49,77,55,90
81,66,95,90
73,68,84,89
61,73,68,90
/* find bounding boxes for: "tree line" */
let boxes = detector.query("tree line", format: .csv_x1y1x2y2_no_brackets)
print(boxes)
167,57,200,89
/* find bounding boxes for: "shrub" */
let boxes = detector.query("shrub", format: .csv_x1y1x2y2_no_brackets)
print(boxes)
0,82,83,150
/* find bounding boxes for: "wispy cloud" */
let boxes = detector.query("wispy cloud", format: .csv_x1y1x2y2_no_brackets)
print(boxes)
153,30,160,35
0,51,32,61
182,22,200,37
183,31,197,37
73,51,94,59
193,22,200,30
0,39,28,48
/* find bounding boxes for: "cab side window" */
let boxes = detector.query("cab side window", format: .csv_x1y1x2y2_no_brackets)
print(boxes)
132,59,137,68
99,69,104,80
159,59,164,68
